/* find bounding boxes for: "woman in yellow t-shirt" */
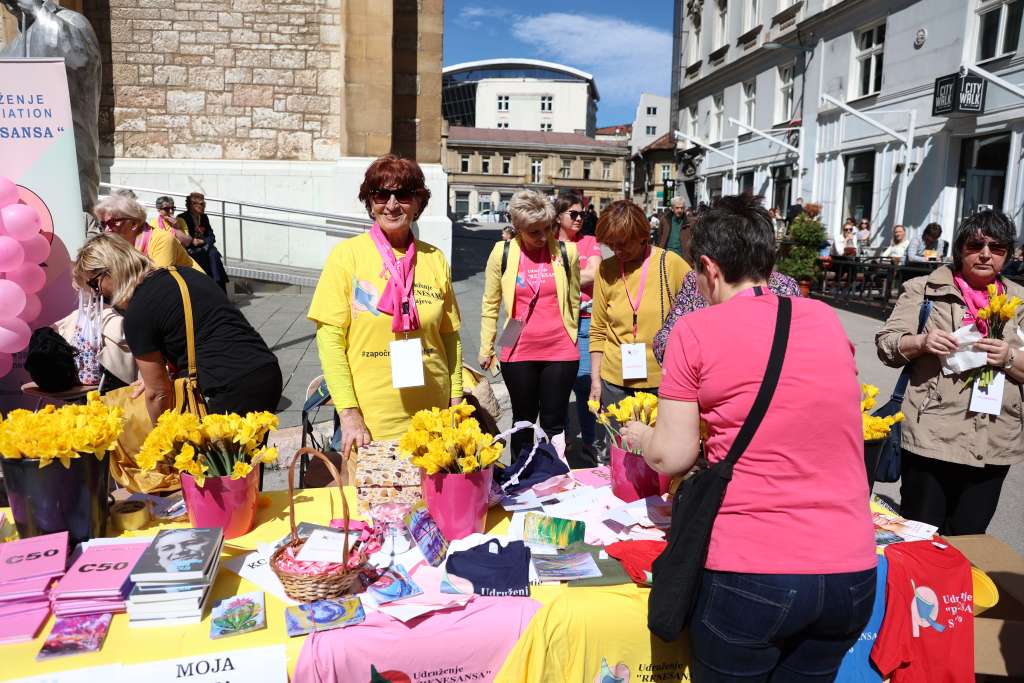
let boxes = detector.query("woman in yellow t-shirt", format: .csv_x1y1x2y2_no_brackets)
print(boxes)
94,194,204,272
308,155,462,456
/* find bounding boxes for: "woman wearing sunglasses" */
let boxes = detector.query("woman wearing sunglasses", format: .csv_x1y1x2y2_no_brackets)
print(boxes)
877,210,1024,535
93,194,204,272
479,189,581,460
308,155,462,458
149,196,193,247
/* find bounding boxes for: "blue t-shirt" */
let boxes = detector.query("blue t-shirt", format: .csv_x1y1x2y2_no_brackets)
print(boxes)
835,556,888,683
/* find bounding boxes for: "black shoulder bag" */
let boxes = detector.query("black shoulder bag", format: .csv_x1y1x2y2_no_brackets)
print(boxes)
648,294,792,642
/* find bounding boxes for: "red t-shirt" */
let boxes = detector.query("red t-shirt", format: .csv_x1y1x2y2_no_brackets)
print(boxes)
500,246,579,363
871,541,974,683
659,292,876,573
569,234,602,315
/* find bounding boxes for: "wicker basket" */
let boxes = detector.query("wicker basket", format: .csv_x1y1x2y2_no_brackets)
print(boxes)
270,447,367,602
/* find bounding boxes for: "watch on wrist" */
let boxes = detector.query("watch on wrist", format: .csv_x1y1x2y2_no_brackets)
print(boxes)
1004,349,1016,370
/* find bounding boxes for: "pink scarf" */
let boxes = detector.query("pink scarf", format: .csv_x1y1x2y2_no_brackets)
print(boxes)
953,272,1003,335
370,223,420,333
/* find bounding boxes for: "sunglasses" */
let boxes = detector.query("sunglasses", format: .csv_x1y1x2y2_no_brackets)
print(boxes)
843,227,854,232
101,217,133,231
565,210,583,221
965,239,1009,256
86,271,106,293
370,188,415,205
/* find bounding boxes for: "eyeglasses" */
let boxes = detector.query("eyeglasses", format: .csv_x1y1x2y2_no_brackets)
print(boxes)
965,239,1009,256
86,271,106,293
370,188,415,205
565,210,583,221
101,217,133,231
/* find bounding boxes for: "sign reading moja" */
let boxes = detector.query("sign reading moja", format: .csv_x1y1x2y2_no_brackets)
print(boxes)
932,73,987,116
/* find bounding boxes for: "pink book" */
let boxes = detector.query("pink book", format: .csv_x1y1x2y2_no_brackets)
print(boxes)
572,466,611,489
0,575,53,601
52,543,148,599
0,597,50,619
0,606,50,644
0,532,69,583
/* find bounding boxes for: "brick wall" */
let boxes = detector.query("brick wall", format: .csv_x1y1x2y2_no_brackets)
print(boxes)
84,0,343,161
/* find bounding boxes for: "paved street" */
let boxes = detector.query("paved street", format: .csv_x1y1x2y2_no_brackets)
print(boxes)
244,225,1023,557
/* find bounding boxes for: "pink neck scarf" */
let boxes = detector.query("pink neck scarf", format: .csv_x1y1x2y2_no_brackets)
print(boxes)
953,272,1002,335
370,223,420,333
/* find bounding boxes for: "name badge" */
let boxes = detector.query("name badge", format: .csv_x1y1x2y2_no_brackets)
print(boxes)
497,319,525,350
621,343,648,380
969,371,1004,416
390,338,424,389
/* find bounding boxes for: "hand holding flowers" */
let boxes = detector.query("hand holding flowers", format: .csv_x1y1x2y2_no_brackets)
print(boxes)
588,393,658,454
966,285,1022,389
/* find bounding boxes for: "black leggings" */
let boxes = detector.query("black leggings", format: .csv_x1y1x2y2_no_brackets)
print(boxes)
501,359,579,459
205,362,283,415
899,449,1010,535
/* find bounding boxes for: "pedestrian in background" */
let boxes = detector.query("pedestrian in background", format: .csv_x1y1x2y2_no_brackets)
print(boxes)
877,210,1024,535
150,196,193,247
657,196,693,267
785,196,805,225
857,217,872,252
177,193,229,291
907,222,948,262
309,155,463,457
94,194,204,272
582,204,598,236
881,224,909,263
556,191,602,467
589,200,689,417
479,190,581,460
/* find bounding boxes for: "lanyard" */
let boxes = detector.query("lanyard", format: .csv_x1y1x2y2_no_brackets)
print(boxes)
620,246,652,338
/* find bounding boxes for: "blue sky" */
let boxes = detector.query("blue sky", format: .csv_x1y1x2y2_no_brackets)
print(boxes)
444,1,674,127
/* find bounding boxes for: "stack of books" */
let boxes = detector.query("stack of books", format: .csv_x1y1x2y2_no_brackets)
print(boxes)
0,532,69,643
126,528,224,627
50,542,149,617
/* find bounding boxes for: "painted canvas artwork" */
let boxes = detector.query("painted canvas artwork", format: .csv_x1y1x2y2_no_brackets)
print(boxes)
210,591,266,639
285,597,365,637
523,512,586,548
37,614,112,659
532,553,603,582
367,565,423,605
404,501,448,567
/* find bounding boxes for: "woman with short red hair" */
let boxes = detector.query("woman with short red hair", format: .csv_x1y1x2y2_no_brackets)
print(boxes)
308,155,462,456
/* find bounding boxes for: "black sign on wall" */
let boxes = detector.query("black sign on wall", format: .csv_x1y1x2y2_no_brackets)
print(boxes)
933,73,987,116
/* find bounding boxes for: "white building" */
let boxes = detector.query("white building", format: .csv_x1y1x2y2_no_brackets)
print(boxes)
631,93,672,154
442,59,599,136
672,0,1024,249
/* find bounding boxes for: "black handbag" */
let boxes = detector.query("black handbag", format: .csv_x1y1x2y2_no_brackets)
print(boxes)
648,295,792,642
869,299,933,484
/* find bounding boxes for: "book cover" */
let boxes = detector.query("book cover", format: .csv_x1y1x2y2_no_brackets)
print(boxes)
53,543,149,598
0,574,53,601
523,512,586,548
0,531,68,583
36,613,112,660
129,581,207,604
0,606,51,644
210,591,266,639
130,528,223,582
532,553,603,581
404,501,448,567
284,597,364,637
366,565,422,605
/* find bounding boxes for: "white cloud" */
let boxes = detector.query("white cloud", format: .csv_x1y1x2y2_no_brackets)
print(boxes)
509,13,672,121
456,6,512,31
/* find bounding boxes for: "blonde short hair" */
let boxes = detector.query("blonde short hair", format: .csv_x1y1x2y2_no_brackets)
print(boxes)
93,194,147,224
73,234,153,309
508,190,555,232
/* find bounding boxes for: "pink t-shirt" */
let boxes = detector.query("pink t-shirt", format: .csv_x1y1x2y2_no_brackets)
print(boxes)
500,246,579,363
660,292,876,574
570,234,602,314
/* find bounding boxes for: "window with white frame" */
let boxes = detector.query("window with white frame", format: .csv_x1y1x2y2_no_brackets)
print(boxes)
497,95,509,112
744,0,759,31
540,122,553,132
496,121,509,129
502,156,511,174
854,23,885,97
742,80,756,127
661,164,673,181
647,106,658,115
688,105,699,138
646,125,657,135
777,64,795,122
583,161,592,180
715,0,728,48
560,159,572,178
690,23,703,63
711,94,724,142
481,156,490,174
977,0,1023,61
460,154,469,173
531,158,542,183
540,95,553,112
603,165,613,180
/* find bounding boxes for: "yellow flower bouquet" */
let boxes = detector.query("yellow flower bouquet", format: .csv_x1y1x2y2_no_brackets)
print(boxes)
0,391,123,468
588,392,658,454
966,285,1022,389
399,403,502,475
861,384,904,441
137,410,278,487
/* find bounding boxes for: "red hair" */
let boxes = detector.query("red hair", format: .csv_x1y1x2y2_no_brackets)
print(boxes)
358,154,431,215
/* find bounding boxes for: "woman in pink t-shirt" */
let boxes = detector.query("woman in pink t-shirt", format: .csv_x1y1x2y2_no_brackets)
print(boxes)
622,195,876,682
555,192,603,467
479,190,581,459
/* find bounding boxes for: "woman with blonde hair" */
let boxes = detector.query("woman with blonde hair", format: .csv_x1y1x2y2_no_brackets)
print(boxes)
93,194,203,271
479,189,581,458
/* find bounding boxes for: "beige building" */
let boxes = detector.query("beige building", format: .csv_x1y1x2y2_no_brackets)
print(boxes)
445,126,628,219
631,132,678,214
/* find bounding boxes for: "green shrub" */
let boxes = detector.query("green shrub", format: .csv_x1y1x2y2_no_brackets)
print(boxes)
777,212,826,283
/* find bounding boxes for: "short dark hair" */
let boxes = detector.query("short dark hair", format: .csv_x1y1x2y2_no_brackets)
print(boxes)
923,222,942,238
952,211,1017,272
358,154,431,217
553,191,582,217
691,194,775,283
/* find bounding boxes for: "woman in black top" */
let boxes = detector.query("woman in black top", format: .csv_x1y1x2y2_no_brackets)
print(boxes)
73,234,281,422
178,192,229,291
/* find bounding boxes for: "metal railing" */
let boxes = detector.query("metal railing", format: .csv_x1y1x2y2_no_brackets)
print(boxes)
97,182,372,273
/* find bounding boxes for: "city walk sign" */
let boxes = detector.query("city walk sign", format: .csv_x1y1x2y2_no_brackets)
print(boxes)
932,72,987,116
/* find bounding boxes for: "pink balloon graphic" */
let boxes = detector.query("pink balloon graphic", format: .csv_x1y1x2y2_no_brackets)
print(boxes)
0,279,27,317
0,352,11,379
0,317,30,354
0,236,24,272
19,233,50,264
0,203,41,241
18,292,41,323
0,178,18,208
5,263,45,294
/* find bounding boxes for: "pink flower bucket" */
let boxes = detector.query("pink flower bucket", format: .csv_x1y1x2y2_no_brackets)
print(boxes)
420,468,494,541
610,445,670,503
180,467,259,539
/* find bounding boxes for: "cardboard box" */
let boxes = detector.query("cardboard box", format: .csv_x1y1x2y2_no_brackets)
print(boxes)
946,534,1024,678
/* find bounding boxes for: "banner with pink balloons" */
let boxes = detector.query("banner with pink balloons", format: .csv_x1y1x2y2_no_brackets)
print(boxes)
0,59,86,408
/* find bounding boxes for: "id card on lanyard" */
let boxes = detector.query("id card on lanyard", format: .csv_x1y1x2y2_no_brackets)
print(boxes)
391,337,425,388
620,248,651,380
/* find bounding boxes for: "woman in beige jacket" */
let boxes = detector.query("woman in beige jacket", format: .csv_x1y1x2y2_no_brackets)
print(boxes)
876,210,1024,534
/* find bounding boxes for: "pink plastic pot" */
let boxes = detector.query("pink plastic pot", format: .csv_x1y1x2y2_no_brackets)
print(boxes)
610,444,670,502
180,467,259,539
420,467,494,541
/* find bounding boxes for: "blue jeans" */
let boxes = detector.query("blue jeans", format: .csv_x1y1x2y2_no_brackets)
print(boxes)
689,567,877,682
573,316,595,445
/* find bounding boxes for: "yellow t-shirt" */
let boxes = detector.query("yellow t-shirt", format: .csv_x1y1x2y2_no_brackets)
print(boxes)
590,246,689,389
144,228,204,272
307,232,461,441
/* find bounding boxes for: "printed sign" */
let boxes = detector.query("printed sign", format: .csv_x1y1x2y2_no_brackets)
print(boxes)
932,73,987,116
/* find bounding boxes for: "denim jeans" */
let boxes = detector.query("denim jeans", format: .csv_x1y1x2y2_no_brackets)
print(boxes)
688,567,877,682
573,316,596,446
